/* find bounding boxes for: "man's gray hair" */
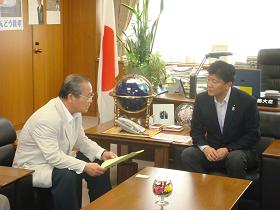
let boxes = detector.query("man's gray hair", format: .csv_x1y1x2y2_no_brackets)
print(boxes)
59,74,90,99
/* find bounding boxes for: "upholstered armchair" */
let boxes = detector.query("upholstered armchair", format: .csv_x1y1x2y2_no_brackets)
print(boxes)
0,117,55,210
0,117,33,210
238,111,280,210
0,117,17,167
0,117,83,210
172,110,280,210
257,48,280,91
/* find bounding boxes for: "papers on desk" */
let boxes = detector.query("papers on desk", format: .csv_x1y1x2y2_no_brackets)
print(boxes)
135,174,150,179
264,90,280,98
151,133,192,144
102,126,160,138
101,150,144,169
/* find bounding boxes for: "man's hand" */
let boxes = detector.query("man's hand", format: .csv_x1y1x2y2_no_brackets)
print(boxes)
203,146,219,161
84,162,105,176
101,151,117,161
216,147,229,161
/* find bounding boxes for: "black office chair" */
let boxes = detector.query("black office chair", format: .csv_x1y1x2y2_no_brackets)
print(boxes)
257,48,280,91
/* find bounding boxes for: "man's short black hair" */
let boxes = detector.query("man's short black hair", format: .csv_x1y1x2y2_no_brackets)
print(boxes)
207,60,235,83
59,74,90,99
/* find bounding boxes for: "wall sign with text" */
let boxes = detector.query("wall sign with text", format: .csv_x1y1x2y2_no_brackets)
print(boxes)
257,97,278,107
0,0,23,31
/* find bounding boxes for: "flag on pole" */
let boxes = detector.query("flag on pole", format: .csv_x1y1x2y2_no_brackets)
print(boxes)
97,0,119,124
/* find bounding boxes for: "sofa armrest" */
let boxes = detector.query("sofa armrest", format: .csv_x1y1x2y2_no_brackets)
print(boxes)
262,140,280,158
261,140,280,210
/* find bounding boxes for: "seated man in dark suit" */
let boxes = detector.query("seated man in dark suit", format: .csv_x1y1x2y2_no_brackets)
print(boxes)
181,60,260,179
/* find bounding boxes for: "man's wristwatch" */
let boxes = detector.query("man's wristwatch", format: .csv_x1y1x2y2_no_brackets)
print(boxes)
101,150,107,159
227,147,233,152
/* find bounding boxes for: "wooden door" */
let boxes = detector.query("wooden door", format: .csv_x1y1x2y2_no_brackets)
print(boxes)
63,0,98,116
32,24,63,110
0,0,33,128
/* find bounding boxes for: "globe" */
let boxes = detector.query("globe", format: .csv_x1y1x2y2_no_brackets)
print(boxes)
115,74,153,112
175,103,193,127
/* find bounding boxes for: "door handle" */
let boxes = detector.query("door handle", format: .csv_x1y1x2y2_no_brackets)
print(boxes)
34,48,43,54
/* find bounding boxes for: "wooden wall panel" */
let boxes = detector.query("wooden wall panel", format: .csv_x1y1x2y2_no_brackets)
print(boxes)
0,0,33,128
63,0,98,116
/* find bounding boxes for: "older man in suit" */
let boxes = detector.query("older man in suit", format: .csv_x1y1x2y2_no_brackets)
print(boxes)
13,74,117,210
181,61,260,179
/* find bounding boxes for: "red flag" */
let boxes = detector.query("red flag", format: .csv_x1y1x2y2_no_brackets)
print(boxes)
97,0,119,123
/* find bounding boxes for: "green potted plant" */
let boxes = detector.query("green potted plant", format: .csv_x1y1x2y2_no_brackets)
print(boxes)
119,0,166,90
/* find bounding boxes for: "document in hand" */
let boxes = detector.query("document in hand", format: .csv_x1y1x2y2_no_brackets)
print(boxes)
101,150,144,169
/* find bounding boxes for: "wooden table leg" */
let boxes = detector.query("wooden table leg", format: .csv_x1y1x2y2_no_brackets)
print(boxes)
154,147,169,168
98,141,110,151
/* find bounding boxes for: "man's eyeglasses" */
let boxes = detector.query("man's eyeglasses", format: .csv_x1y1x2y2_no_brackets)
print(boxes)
79,93,94,101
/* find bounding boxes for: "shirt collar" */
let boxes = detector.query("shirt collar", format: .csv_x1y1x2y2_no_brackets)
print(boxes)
214,87,231,105
58,97,80,123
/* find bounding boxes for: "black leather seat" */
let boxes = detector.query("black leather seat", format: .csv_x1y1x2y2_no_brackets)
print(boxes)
172,110,280,210
0,117,33,210
209,111,280,210
0,117,17,167
257,48,280,91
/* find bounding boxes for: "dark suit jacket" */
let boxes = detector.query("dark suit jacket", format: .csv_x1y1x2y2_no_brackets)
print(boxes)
190,87,260,151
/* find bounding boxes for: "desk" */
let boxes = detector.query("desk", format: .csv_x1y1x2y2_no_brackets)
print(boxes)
261,141,280,210
85,121,190,168
154,93,195,104
82,167,251,210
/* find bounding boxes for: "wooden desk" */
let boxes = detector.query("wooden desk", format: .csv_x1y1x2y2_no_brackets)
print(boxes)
82,167,251,210
154,93,280,112
257,105,280,112
261,140,280,210
0,166,33,188
154,93,195,104
86,121,189,168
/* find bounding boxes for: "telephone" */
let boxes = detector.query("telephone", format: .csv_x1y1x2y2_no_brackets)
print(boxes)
116,117,146,135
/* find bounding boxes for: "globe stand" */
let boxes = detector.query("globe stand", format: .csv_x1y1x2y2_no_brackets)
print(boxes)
112,74,154,128
112,94,153,128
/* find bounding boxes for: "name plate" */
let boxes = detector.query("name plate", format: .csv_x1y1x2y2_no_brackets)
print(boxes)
257,97,278,107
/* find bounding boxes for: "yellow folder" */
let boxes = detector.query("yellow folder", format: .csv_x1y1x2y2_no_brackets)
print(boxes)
101,150,144,169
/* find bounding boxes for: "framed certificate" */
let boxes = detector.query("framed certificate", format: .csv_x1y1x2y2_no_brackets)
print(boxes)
153,104,174,125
